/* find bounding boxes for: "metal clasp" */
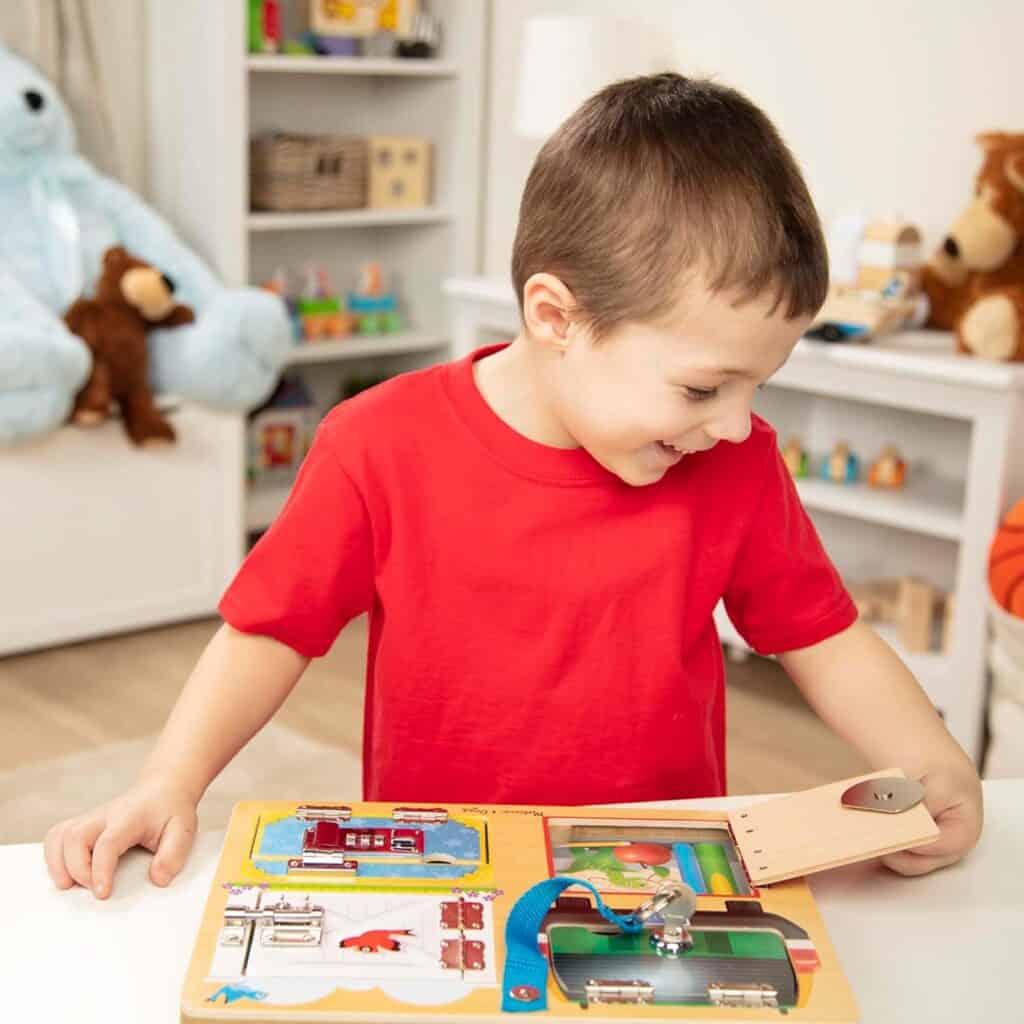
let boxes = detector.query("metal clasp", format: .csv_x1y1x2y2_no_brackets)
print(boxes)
584,979,655,1005
708,982,779,1008
631,882,696,957
841,776,924,814
220,894,325,948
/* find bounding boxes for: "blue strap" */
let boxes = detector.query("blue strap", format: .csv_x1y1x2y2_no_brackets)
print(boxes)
501,876,642,1013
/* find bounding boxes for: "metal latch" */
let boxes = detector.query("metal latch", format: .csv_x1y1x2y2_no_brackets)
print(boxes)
631,882,697,956
584,979,655,1005
708,982,779,1008
221,894,325,948
295,803,352,822
841,776,924,814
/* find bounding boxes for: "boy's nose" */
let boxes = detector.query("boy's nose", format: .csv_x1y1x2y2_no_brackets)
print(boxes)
707,410,752,445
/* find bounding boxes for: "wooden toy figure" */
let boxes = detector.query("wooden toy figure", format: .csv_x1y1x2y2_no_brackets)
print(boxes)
297,264,355,341
348,261,403,333
868,444,907,489
821,441,860,483
781,437,809,478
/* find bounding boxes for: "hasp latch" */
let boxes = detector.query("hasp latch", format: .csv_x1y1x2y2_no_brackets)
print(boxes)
221,893,325,948
707,982,779,1008
583,979,655,1006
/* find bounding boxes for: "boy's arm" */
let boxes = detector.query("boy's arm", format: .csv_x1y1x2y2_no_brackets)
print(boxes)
140,623,310,799
777,618,983,875
44,624,309,898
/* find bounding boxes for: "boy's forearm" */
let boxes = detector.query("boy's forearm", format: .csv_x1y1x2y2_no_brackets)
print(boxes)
140,623,310,802
777,619,976,781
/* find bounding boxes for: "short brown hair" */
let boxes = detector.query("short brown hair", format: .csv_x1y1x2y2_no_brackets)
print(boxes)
511,74,828,339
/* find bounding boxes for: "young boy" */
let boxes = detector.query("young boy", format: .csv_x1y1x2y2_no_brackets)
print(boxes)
45,74,982,900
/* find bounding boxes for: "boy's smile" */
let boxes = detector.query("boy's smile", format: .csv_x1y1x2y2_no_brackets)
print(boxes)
476,274,811,486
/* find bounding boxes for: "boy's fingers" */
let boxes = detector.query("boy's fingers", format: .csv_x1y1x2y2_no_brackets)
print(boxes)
43,823,76,889
881,849,959,877
62,819,105,889
149,814,197,887
90,824,142,899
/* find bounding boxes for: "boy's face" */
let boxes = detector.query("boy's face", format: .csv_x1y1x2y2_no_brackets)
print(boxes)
547,283,810,486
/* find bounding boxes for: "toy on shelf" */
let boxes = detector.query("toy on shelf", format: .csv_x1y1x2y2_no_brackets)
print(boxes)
781,437,809,477
368,135,433,209
867,444,908,489
181,776,937,1022
248,0,282,54
922,132,1024,362
348,262,403,333
297,265,357,341
308,0,424,58
848,576,953,653
989,498,1024,617
397,10,442,57
247,373,317,486
821,441,860,483
808,220,928,342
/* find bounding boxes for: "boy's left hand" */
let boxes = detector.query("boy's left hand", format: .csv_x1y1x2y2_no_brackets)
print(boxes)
881,765,983,876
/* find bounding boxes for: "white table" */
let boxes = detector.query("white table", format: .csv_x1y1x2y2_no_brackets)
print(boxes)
4,782,1022,1022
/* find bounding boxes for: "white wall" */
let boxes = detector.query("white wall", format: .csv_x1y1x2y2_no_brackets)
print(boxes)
484,0,1024,280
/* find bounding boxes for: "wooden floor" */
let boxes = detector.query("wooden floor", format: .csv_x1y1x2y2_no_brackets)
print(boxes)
0,616,869,794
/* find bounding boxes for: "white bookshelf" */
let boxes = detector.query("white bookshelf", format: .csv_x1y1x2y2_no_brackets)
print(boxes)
247,54,459,77
148,1,489,537
443,277,1024,766
248,207,452,231
283,331,449,366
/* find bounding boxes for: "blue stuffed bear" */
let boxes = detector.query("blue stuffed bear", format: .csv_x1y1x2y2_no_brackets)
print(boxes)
0,44,291,445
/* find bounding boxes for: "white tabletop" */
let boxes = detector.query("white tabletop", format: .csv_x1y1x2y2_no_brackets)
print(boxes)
4,781,1022,1022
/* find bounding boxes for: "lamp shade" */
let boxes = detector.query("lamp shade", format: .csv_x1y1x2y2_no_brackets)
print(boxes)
515,15,664,139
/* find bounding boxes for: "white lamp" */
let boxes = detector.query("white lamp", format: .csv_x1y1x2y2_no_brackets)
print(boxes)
515,15,666,140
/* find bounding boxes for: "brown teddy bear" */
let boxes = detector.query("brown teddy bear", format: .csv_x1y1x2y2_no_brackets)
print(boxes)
64,246,195,444
922,132,1024,362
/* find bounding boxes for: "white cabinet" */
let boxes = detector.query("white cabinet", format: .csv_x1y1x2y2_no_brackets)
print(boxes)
0,403,244,656
443,276,1024,765
147,1,488,533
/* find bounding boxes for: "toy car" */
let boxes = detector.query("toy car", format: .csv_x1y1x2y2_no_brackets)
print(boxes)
805,321,869,343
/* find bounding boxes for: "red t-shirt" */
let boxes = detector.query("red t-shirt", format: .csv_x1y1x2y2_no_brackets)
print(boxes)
220,344,856,805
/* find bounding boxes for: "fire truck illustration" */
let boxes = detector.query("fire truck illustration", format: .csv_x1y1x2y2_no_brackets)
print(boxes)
339,928,415,953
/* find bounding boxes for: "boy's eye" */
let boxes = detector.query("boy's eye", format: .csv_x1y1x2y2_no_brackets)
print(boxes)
681,386,718,402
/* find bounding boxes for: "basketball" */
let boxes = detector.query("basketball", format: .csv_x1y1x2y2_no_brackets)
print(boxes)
989,499,1024,617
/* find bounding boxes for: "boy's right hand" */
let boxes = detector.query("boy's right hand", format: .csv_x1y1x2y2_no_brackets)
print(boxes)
43,776,199,900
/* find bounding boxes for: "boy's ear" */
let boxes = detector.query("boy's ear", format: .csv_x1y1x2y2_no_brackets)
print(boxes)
521,273,577,351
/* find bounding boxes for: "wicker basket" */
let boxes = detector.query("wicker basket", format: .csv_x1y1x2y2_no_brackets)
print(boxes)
250,134,368,212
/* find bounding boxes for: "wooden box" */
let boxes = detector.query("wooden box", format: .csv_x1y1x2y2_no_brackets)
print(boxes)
367,135,432,209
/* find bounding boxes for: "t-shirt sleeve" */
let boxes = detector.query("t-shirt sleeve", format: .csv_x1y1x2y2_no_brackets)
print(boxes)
723,440,857,655
218,423,375,657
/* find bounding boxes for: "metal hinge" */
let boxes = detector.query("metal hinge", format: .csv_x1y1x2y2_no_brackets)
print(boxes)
440,938,486,971
221,894,325,948
708,982,779,1008
584,979,655,1006
440,898,484,930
